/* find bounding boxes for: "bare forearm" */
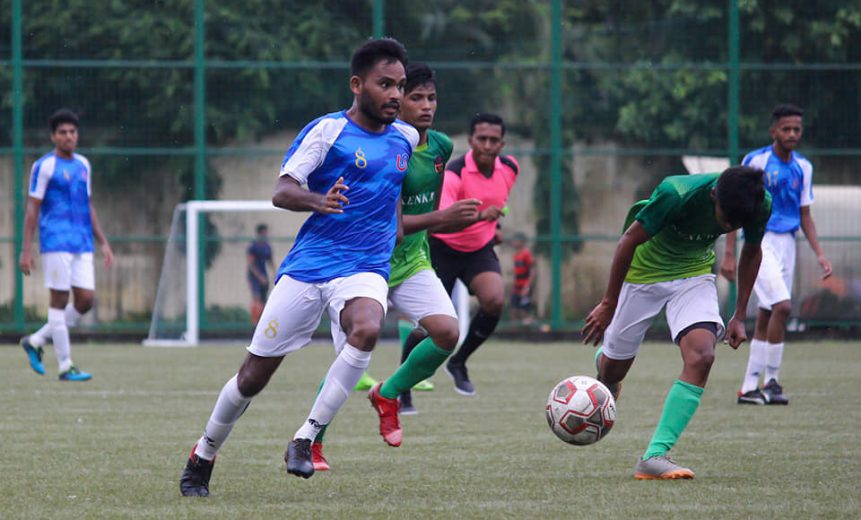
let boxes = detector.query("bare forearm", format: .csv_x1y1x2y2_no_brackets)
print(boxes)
723,230,737,260
22,209,37,251
403,212,443,235
272,184,323,212
734,242,762,319
800,213,825,257
89,205,110,246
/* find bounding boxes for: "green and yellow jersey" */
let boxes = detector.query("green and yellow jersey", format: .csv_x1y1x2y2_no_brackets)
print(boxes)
625,174,771,284
388,129,454,287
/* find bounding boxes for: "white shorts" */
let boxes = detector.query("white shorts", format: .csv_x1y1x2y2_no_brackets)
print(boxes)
247,272,389,358
42,252,95,291
388,268,458,325
754,231,796,310
601,274,726,361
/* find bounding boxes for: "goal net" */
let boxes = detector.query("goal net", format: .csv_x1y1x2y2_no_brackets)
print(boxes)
144,199,473,347
144,200,281,346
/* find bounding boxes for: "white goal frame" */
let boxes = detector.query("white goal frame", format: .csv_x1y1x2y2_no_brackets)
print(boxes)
144,199,472,347
143,200,277,347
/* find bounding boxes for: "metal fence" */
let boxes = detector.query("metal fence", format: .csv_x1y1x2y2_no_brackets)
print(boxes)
2,0,860,336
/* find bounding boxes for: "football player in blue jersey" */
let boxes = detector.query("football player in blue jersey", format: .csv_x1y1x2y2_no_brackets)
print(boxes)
19,109,114,382
180,38,419,496
721,104,832,406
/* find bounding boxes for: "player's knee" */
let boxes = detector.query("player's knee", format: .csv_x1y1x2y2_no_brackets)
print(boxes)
480,295,504,316
771,300,791,318
430,324,459,351
347,322,381,349
75,296,94,314
685,346,715,374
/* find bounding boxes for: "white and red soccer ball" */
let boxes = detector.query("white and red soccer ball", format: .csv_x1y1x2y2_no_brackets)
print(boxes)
545,376,616,446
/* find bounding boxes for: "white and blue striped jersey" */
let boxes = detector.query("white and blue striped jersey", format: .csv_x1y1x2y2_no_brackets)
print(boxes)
28,152,94,253
743,145,813,234
277,111,419,283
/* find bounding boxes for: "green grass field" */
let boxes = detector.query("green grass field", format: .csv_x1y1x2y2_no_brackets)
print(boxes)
2,339,859,519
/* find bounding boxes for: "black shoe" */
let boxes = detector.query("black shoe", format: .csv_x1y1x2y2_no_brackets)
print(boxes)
737,388,767,405
399,391,418,415
761,379,789,405
180,448,215,497
285,438,315,479
444,361,475,396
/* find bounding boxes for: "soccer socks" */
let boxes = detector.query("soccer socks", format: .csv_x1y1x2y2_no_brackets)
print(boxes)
49,308,73,373
741,339,768,393
398,319,413,349
65,303,83,327
642,380,704,460
294,344,371,441
764,342,784,382
449,310,500,365
29,322,52,347
195,375,252,461
312,379,328,443
380,338,450,399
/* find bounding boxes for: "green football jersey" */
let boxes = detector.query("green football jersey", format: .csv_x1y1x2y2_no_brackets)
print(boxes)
388,130,454,287
626,174,771,284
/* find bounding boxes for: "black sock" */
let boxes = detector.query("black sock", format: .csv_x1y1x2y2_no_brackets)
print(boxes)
449,310,500,365
400,328,427,364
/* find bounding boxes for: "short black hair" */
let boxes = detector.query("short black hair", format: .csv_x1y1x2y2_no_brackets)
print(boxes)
715,165,766,228
404,62,435,94
469,112,505,136
772,103,804,122
255,223,268,234
48,109,79,132
350,38,408,78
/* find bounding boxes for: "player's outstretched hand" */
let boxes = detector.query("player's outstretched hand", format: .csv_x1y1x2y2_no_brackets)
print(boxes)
443,199,481,225
582,300,615,347
818,254,833,279
102,243,115,268
724,317,747,349
480,205,505,222
719,255,736,281
18,250,34,276
317,177,350,214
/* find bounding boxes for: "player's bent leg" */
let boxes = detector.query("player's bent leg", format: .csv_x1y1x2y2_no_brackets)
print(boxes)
596,352,634,401
762,300,790,404
739,309,771,404
20,335,45,375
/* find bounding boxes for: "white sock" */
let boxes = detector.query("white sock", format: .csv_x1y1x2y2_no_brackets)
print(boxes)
29,322,52,347
741,339,768,393
764,342,784,383
65,303,83,327
49,308,72,373
195,375,252,461
293,344,371,441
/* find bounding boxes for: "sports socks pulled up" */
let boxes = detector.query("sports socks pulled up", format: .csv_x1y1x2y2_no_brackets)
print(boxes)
741,339,768,393
642,380,704,460
48,308,72,373
380,337,450,399
294,344,371,441
449,310,499,366
195,374,252,461
764,342,784,383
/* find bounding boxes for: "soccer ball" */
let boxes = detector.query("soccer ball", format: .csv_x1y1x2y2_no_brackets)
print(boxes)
545,375,616,446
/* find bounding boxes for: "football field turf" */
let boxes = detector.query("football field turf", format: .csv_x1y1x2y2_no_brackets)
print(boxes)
2,339,859,519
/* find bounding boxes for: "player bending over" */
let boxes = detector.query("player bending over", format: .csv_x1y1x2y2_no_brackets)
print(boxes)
179,38,418,495
309,62,481,471
582,166,771,480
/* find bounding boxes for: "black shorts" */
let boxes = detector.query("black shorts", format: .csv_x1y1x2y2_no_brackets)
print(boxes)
429,237,501,295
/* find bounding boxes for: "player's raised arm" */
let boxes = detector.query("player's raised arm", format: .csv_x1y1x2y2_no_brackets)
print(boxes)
272,176,349,214
582,221,651,346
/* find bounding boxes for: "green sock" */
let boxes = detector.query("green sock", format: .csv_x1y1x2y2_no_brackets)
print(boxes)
312,379,328,443
642,380,704,460
380,337,450,399
398,319,412,346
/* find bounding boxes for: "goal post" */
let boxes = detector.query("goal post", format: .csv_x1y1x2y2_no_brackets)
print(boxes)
144,200,278,347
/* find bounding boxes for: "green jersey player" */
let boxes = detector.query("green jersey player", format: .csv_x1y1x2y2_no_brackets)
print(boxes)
582,166,771,480
312,63,481,470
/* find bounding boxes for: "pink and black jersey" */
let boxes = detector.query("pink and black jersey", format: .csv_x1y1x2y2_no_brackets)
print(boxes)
432,150,518,252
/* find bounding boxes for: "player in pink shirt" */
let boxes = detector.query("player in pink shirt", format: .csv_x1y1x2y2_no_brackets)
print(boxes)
429,113,518,395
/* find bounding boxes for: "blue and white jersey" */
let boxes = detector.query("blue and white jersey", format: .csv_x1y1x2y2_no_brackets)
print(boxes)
743,145,813,234
28,152,94,253
277,111,419,283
